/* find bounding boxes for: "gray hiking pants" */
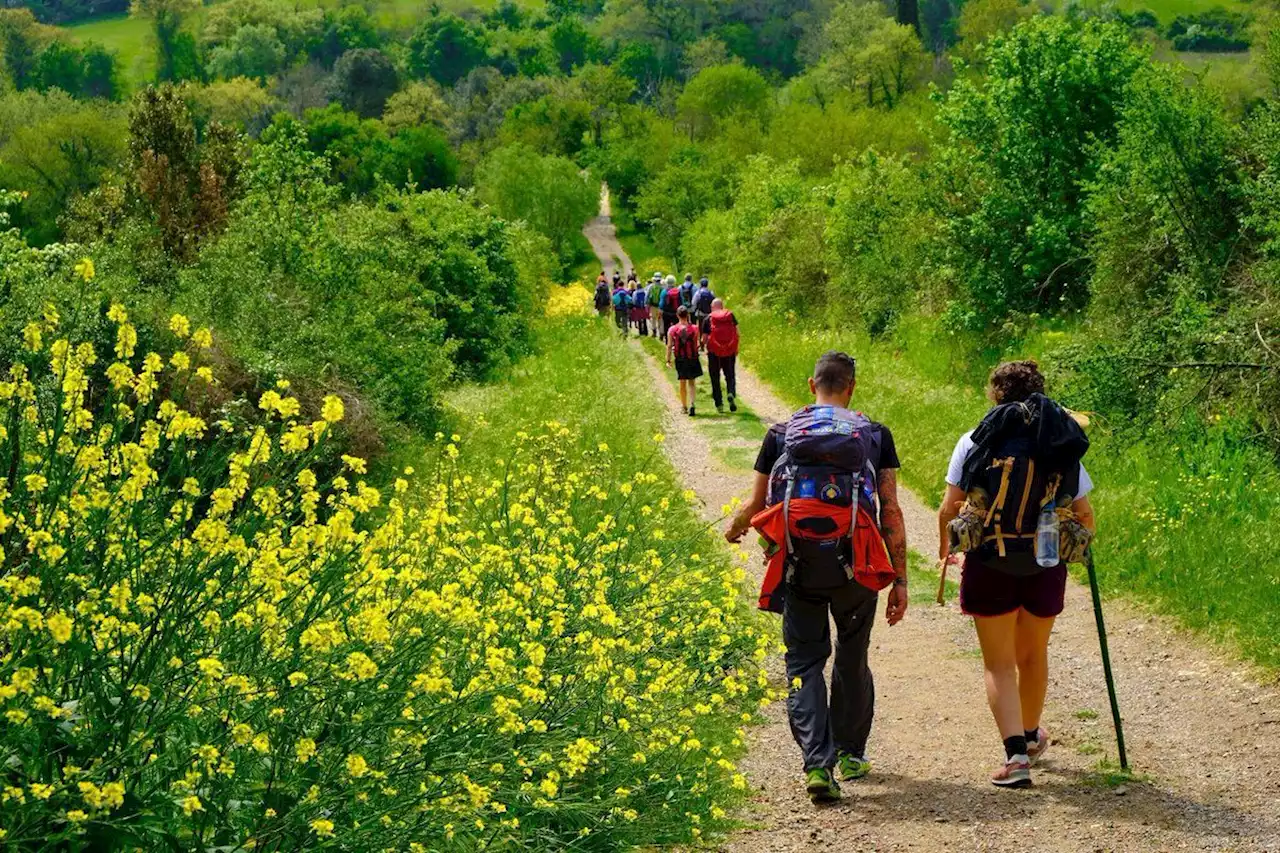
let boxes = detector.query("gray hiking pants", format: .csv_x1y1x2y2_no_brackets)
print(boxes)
783,582,878,771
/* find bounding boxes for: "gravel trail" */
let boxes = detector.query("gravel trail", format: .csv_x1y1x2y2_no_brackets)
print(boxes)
585,196,1280,853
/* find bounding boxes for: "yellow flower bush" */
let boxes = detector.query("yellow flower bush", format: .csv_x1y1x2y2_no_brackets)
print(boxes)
0,307,777,849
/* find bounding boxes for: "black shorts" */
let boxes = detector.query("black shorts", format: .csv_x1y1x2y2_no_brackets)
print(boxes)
959,559,1067,619
674,357,703,381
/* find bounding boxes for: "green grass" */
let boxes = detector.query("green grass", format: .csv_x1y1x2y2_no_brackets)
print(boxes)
721,285,1280,671
65,13,156,85
1075,708,1101,721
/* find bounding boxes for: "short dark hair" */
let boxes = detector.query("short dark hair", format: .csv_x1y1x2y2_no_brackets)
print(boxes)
677,305,690,318
988,360,1045,403
813,350,856,393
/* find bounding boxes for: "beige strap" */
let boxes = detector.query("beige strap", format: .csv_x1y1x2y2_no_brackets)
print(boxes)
1015,458,1035,532
982,458,1015,527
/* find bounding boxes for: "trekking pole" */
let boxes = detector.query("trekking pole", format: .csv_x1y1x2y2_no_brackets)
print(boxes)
1084,547,1129,771
935,557,948,605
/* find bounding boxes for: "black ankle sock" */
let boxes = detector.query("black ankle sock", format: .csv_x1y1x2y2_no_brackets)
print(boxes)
1025,729,1039,744
1003,735,1028,760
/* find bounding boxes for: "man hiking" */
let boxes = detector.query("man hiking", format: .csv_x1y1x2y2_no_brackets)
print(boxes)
726,351,909,804
693,277,715,325
593,273,610,318
611,277,631,336
647,274,664,338
679,273,696,311
666,305,702,416
701,297,738,413
661,275,681,342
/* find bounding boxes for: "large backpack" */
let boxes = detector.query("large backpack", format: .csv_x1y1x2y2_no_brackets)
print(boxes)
951,396,1088,567
679,282,695,307
694,286,714,315
632,287,647,310
764,406,892,591
612,288,630,309
594,283,610,308
665,288,682,312
670,324,698,360
707,310,738,356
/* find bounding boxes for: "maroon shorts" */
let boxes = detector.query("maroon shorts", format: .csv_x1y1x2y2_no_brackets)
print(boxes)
959,559,1067,619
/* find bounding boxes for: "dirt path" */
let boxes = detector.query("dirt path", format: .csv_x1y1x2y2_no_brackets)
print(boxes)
585,199,1280,853
582,184,631,278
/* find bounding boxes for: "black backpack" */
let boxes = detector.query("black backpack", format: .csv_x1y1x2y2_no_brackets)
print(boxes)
594,283,610,308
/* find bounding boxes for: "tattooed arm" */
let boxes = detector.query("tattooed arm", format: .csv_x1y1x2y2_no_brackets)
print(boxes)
878,468,909,626
878,469,908,578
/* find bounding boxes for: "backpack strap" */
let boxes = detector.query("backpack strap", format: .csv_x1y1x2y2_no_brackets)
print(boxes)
1014,458,1036,532
781,473,796,584
984,456,1016,558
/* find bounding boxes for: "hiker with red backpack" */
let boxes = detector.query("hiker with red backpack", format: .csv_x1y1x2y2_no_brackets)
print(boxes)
666,306,702,416
660,275,681,342
700,297,738,413
725,351,909,804
936,360,1096,789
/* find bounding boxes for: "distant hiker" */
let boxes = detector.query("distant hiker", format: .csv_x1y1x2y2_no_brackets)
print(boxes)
725,351,909,804
626,269,638,286
935,360,1095,789
611,279,631,336
666,306,702,416
679,273,696,311
630,279,649,337
593,275,610,318
702,298,738,413
647,273,664,338
693,277,715,324
661,275,681,341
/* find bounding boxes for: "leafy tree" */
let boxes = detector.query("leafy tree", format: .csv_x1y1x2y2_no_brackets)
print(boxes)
499,93,592,157
938,16,1145,325
676,63,770,140
571,62,635,145
188,77,279,132
208,23,287,81
408,13,489,86
329,48,400,119
614,40,668,100
681,34,732,77
380,126,457,192
0,102,126,244
382,81,451,134
315,5,379,66
486,0,525,30
129,84,243,259
0,9,52,90
475,143,596,274
811,1,928,107
956,0,1035,58
635,144,739,260
549,16,595,73
30,40,121,100
130,0,201,82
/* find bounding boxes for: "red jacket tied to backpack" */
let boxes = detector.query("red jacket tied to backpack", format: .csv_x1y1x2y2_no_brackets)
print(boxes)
706,310,739,357
670,324,699,360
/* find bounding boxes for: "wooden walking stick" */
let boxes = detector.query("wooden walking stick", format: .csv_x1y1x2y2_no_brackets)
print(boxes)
936,556,949,605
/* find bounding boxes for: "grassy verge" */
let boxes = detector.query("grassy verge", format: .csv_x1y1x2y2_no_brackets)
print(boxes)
723,287,1280,670
417,311,778,848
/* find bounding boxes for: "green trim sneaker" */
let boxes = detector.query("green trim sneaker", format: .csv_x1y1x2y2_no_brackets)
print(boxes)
837,753,871,781
805,768,841,803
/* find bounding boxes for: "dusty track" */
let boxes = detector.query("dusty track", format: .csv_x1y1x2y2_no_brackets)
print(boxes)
584,194,1280,853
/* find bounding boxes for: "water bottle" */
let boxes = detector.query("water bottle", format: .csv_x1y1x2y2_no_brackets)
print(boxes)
1035,502,1060,567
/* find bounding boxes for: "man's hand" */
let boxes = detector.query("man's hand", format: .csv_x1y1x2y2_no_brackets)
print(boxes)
725,518,749,544
885,582,909,626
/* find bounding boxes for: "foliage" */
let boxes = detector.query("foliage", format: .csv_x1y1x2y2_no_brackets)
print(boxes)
128,0,200,82
1167,7,1249,52
207,22,286,82
186,77,279,133
955,0,1035,58
676,63,771,139
475,143,596,276
0,9,54,91
381,80,450,134
805,0,929,108
328,48,399,119
302,105,456,195
938,16,1146,327
0,310,774,848
634,144,740,262
408,11,488,87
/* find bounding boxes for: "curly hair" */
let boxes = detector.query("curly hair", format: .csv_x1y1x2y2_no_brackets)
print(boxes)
987,360,1045,403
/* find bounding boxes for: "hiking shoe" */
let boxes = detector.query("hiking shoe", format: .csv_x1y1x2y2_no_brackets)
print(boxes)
729,395,737,412
716,403,724,413
991,756,1032,789
1026,728,1050,764
836,753,871,781
805,768,841,803
688,407,696,417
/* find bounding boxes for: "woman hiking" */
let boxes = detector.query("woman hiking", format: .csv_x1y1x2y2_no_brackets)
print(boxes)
936,360,1096,789
666,305,702,416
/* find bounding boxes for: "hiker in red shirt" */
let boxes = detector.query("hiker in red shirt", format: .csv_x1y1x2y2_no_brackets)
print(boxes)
666,305,702,417
701,297,739,414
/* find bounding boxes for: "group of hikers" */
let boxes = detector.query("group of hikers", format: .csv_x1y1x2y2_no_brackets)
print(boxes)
720,353,1096,802
593,269,739,417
